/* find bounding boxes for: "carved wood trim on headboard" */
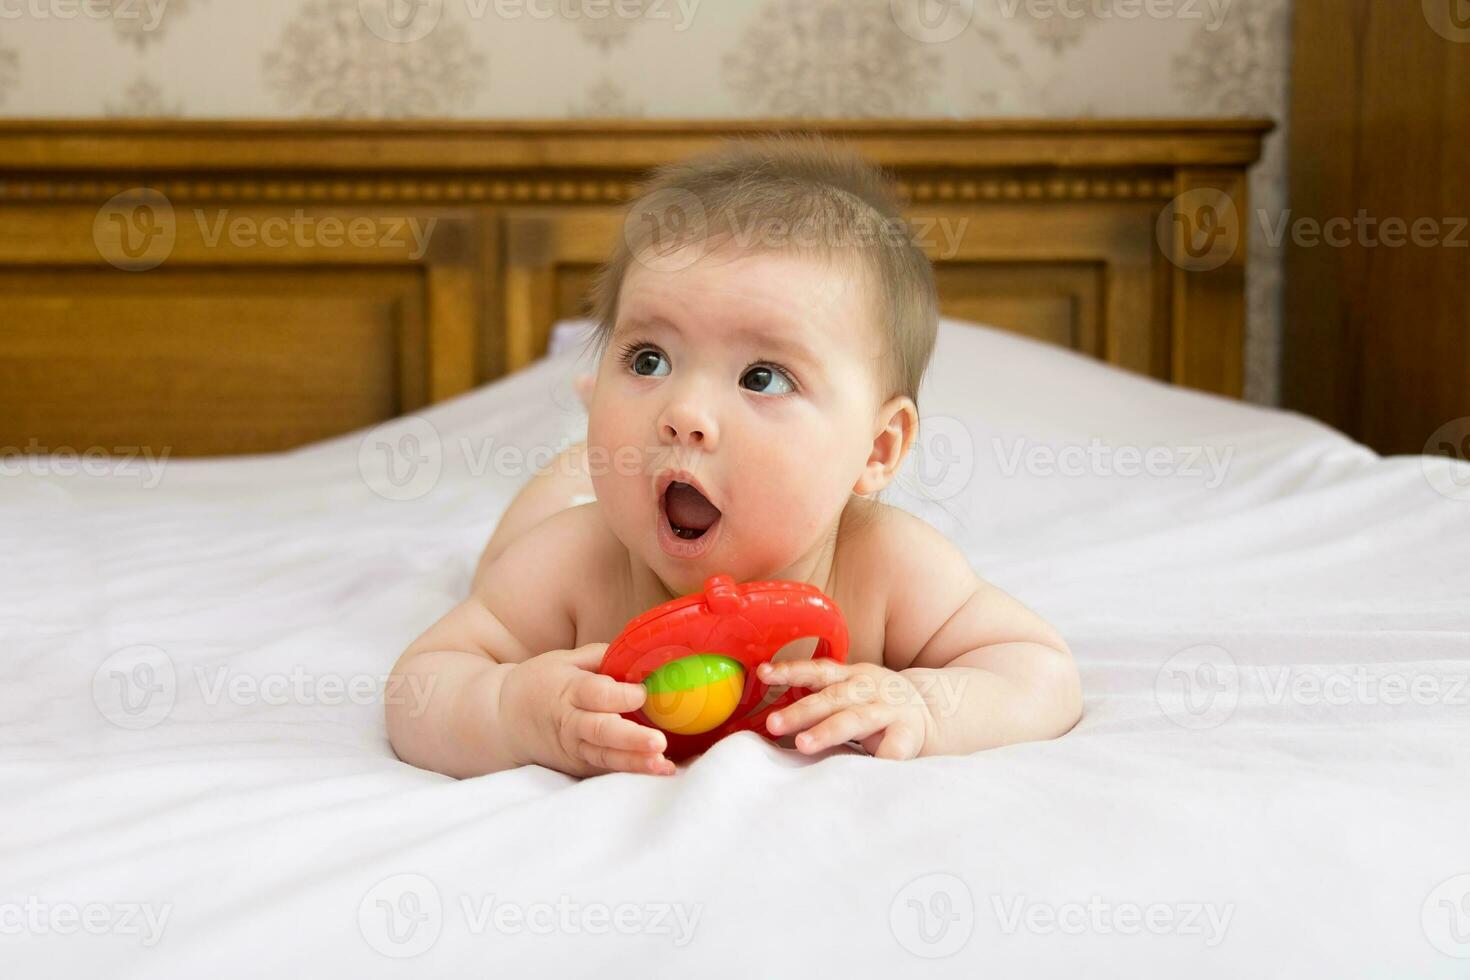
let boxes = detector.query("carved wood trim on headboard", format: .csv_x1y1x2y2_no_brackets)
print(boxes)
0,119,1271,456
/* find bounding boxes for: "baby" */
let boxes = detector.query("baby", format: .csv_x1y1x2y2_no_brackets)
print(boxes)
388,137,1081,778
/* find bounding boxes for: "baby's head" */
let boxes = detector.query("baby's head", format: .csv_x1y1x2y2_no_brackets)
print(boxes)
584,136,939,594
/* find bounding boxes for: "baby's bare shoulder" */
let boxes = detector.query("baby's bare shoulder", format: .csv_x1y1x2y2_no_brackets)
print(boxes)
839,497,976,583
836,497,981,669
473,502,626,650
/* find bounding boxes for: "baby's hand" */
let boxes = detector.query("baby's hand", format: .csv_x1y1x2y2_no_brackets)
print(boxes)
500,644,675,777
759,660,937,760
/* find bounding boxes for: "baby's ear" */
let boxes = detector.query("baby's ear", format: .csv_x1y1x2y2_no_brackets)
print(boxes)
853,396,918,495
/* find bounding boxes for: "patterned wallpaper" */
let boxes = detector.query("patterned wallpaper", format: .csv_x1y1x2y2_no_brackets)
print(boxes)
0,0,1292,402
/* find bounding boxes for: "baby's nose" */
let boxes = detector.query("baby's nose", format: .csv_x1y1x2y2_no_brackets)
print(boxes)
659,401,718,449
662,421,707,445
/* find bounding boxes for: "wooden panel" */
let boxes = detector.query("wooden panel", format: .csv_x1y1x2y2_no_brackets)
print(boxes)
933,263,1101,353
1284,0,1470,453
917,200,1167,380
0,119,1271,455
0,269,423,456
1166,168,1248,398
0,119,1278,172
0,198,482,455
555,266,599,322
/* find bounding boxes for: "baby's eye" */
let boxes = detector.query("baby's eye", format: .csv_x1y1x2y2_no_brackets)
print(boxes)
740,364,795,395
629,348,670,377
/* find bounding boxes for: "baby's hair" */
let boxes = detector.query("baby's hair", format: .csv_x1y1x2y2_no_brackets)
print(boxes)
586,134,940,411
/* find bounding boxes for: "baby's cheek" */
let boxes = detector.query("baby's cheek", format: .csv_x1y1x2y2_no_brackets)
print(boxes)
747,468,830,540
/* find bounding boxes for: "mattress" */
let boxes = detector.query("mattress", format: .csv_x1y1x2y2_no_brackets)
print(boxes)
3,319,1467,978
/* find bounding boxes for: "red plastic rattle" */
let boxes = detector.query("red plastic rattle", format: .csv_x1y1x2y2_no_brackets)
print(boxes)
597,574,849,762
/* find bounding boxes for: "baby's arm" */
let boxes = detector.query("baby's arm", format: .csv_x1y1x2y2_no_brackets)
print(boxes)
388,506,672,778
880,522,1081,755
761,509,1080,758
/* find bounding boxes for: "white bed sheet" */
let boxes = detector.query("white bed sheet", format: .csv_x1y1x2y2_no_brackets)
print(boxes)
3,319,1468,979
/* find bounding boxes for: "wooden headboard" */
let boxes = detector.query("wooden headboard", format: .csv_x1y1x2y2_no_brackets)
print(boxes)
0,119,1270,457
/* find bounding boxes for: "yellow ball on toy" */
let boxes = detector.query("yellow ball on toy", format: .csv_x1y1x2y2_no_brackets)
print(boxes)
641,654,746,736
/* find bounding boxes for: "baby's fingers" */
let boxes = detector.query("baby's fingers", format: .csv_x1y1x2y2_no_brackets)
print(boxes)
794,704,891,754
579,740,675,776
869,723,924,761
766,680,867,736
570,672,646,714
759,658,851,692
573,709,667,755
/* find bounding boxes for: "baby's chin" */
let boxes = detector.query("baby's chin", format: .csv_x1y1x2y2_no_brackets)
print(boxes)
640,534,825,597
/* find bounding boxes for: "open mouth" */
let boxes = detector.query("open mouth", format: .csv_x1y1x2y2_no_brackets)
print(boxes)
662,481,722,540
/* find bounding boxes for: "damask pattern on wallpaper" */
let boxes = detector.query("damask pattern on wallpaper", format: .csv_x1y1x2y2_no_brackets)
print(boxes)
0,0,1292,402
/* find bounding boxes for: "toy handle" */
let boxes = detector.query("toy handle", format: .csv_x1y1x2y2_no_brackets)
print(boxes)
727,635,845,739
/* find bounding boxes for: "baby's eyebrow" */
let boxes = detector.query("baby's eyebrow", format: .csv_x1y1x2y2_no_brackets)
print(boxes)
612,314,678,342
728,324,818,365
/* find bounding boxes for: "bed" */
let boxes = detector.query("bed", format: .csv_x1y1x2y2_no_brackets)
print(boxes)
5,118,1469,976
5,313,1469,977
